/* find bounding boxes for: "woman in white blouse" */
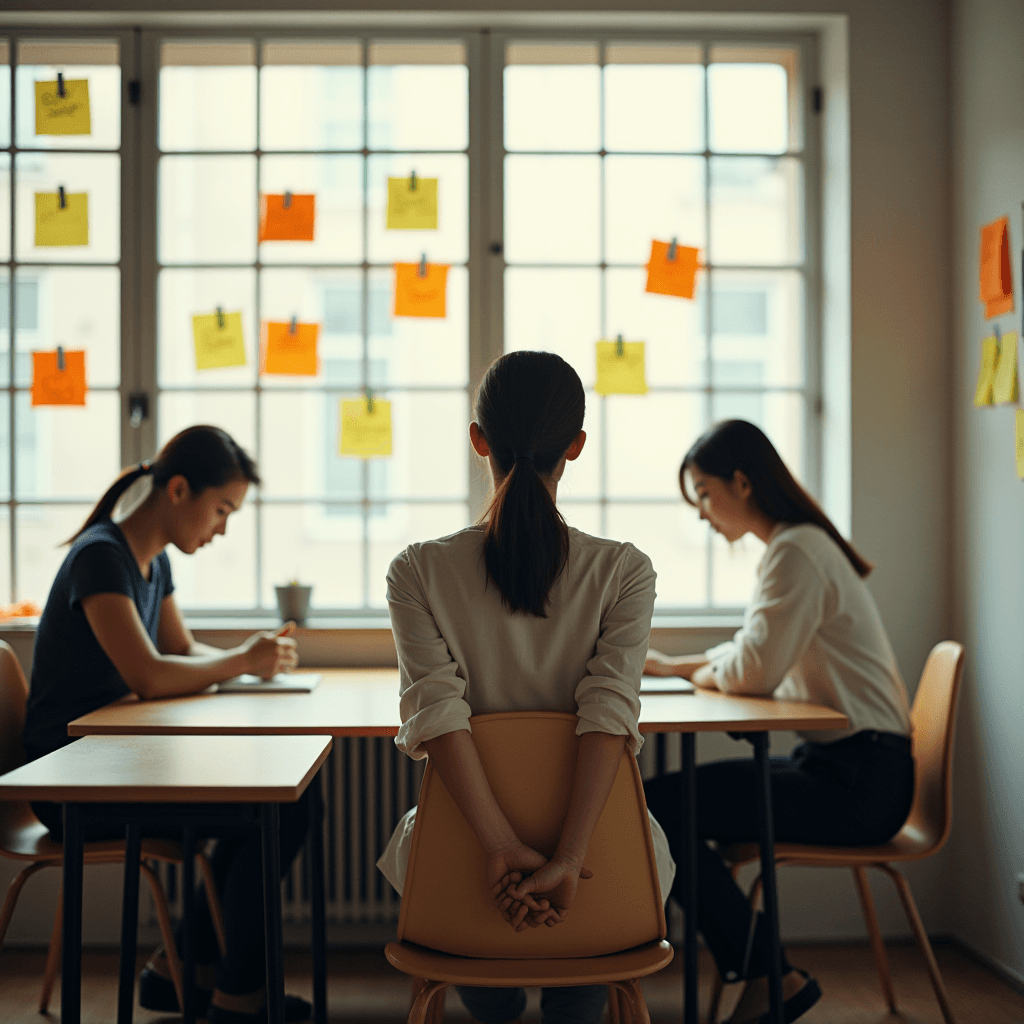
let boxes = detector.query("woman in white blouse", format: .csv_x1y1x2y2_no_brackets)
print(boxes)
379,351,672,1024
644,419,913,1024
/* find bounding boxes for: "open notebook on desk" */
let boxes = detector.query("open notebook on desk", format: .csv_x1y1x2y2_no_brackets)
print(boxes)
216,673,321,694
640,675,696,695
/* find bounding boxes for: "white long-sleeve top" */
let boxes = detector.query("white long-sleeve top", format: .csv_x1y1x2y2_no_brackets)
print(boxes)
705,523,911,743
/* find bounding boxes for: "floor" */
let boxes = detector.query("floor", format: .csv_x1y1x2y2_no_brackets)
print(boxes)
0,942,1021,1024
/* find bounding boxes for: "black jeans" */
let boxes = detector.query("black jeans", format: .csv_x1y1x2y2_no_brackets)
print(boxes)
643,730,914,982
33,792,310,994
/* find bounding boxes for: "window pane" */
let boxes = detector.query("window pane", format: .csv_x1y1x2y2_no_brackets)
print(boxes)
166,502,256,609
505,156,600,264
0,506,9,604
711,390,804,484
0,269,9,388
604,63,704,153
559,501,601,535
0,393,9,496
158,391,257,457
557,399,603,501
17,504,91,605
0,155,9,264
0,43,10,149
711,530,764,607
505,63,600,152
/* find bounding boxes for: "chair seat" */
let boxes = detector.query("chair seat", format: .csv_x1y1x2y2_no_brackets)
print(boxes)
385,940,673,987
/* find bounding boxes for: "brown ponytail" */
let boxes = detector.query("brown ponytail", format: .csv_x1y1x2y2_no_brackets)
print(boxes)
681,419,873,577
476,351,585,617
68,425,260,544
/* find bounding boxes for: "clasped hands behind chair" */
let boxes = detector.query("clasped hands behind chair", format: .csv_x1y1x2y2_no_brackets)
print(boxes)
386,712,673,1024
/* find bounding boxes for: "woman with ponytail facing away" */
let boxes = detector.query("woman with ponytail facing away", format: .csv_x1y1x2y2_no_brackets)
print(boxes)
378,351,674,1024
22,425,313,1024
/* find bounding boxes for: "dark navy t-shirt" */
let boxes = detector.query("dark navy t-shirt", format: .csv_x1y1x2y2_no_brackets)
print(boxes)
22,520,174,761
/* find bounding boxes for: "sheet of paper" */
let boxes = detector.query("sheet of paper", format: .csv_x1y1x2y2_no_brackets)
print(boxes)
992,331,1018,404
262,321,319,376
393,262,449,318
973,337,999,406
980,216,1014,319
386,177,439,230
644,240,700,299
259,193,316,242
192,311,247,371
1017,409,1024,480
595,340,648,396
35,192,88,247
340,398,392,457
31,350,87,406
35,79,91,135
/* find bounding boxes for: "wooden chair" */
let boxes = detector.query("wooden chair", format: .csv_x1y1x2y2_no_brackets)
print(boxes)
706,641,965,1024
0,640,226,1012
385,711,673,1024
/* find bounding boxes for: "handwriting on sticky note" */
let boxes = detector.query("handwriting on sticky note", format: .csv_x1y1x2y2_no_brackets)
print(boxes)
192,312,247,371
259,194,316,242
974,337,999,407
645,240,700,299
980,217,1014,320
340,398,392,457
394,263,449,318
35,79,91,135
31,350,87,406
35,193,88,247
595,341,648,396
1016,410,1024,480
386,177,438,230
992,331,1018,404
262,321,319,376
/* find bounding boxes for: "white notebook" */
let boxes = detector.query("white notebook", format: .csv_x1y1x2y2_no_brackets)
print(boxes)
640,675,696,695
215,673,321,694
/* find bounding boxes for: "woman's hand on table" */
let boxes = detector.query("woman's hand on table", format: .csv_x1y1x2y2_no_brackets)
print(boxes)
644,650,709,680
241,623,299,678
487,840,553,930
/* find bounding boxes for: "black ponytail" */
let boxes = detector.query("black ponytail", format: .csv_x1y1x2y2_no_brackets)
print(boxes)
68,425,260,544
476,351,585,617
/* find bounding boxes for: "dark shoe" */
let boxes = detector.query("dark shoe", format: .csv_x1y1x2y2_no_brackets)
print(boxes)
207,993,313,1023
755,969,822,1024
138,966,212,1015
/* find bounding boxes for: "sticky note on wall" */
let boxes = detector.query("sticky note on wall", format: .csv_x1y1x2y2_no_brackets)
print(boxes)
262,321,319,376
35,192,88,246
595,340,648,396
31,350,87,406
259,193,316,242
974,336,999,406
394,262,449,318
992,331,1018,404
979,217,1014,319
645,240,700,299
387,177,438,230
192,311,247,370
35,79,91,135
340,397,392,457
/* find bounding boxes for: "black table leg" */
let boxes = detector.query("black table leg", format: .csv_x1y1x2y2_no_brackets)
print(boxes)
117,822,142,1024
680,733,698,1024
262,803,285,1024
309,771,328,1024
61,803,84,1024
751,734,784,1024
181,825,198,1024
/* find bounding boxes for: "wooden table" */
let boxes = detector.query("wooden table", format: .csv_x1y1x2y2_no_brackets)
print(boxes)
70,670,848,1024
0,734,331,1024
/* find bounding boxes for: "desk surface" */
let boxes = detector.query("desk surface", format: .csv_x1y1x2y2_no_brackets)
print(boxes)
0,734,332,803
69,669,848,738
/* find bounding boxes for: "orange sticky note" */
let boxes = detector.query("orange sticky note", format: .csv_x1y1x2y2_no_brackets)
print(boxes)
31,350,87,406
980,217,1013,319
262,321,320,376
645,240,700,299
394,262,449,318
259,193,316,242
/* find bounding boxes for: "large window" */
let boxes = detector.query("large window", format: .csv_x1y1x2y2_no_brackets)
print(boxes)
0,29,818,617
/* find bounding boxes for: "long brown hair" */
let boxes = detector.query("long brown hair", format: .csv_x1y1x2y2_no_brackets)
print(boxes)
68,425,260,544
476,351,585,617
681,419,873,577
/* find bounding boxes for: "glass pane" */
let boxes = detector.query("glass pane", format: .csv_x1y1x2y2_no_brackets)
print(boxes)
504,156,600,265
0,393,9,496
504,269,600,387
15,391,120,499
262,503,364,609
505,64,600,152
158,391,257,458
368,267,468,388
711,529,764,607
0,154,9,263
604,155,705,264
159,41,256,152
606,503,708,607
159,155,256,265
15,267,120,388
367,153,467,265
710,390,804,484
0,269,9,388
0,43,10,149
166,502,256,608
259,154,362,265
158,268,256,387
559,501,601,535
15,153,120,264
16,40,120,150
0,506,9,605
709,157,802,266
367,502,468,606
16,504,91,605
556,396,602,501
711,270,803,387
604,64,704,153
261,392,337,497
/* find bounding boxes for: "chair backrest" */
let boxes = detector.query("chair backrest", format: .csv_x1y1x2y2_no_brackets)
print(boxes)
397,712,666,959
904,640,965,852
0,640,28,779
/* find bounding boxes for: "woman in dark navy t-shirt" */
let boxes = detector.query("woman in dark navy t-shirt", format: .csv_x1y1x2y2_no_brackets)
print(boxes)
23,425,310,1024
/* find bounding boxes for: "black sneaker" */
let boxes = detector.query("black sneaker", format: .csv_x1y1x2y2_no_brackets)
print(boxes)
138,966,212,1015
207,994,313,1023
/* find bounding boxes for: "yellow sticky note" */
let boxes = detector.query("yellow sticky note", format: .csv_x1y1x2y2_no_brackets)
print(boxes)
974,337,999,406
192,312,247,371
35,193,88,247
386,177,438,230
992,331,1018,404
595,340,648,396
35,79,91,135
1017,410,1024,479
340,398,392,458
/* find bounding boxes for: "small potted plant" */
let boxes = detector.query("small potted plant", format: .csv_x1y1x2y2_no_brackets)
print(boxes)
275,580,312,626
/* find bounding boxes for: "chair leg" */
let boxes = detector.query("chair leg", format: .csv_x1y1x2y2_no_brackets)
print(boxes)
615,980,649,1024
408,980,448,1024
429,985,446,1024
196,852,227,958
853,866,897,1011
0,861,47,949
879,864,957,1024
38,881,64,1013
608,984,621,1024
140,861,185,1014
